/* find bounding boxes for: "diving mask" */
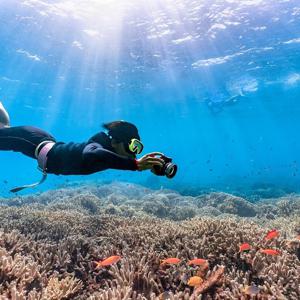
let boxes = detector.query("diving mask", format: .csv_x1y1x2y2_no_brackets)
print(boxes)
128,138,143,154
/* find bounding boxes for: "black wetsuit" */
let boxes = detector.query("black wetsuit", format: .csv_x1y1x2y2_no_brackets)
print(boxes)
0,126,137,175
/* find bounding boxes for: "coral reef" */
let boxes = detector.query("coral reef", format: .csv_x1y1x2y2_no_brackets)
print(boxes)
0,182,298,299
3,182,299,220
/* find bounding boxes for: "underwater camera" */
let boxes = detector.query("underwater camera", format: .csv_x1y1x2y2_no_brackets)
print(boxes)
152,155,177,178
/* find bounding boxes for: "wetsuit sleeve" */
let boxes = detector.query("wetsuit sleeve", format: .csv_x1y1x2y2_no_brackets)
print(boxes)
82,143,138,171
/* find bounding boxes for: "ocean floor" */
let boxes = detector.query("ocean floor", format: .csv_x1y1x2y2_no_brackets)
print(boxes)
0,182,299,299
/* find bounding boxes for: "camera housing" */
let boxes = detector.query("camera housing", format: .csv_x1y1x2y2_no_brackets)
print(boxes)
152,155,177,178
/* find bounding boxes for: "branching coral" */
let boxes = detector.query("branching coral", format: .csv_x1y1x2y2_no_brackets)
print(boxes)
42,276,83,300
0,247,40,287
192,265,225,298
0,183,298,299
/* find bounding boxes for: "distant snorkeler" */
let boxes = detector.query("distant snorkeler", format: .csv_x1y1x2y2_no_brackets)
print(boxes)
0,102,177,193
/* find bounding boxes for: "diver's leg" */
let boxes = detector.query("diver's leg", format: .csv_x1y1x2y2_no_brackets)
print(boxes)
0,128,25,151
0,126,56,158
0,102,10,128
0,127,37,158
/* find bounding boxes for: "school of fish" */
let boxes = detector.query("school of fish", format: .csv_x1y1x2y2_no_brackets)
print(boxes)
94,228,297,297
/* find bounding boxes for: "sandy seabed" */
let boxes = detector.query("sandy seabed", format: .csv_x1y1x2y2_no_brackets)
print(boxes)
0,182,299,300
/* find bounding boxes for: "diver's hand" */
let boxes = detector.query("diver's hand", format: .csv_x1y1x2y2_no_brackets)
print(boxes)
136,152,164,171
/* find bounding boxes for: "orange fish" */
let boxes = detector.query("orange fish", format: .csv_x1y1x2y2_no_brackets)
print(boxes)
187,258,208,266
260,249,280,256
264,229,279,240
160,258,181,266
95,255,121,267
187,276,203,287
239,243,251,252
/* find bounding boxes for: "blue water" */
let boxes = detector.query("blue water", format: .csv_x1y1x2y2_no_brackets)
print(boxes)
0,0,300,197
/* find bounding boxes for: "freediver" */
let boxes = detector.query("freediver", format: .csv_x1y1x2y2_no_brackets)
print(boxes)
0,102,177,192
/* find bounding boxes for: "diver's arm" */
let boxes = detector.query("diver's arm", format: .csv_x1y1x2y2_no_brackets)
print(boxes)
82,143,138,171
